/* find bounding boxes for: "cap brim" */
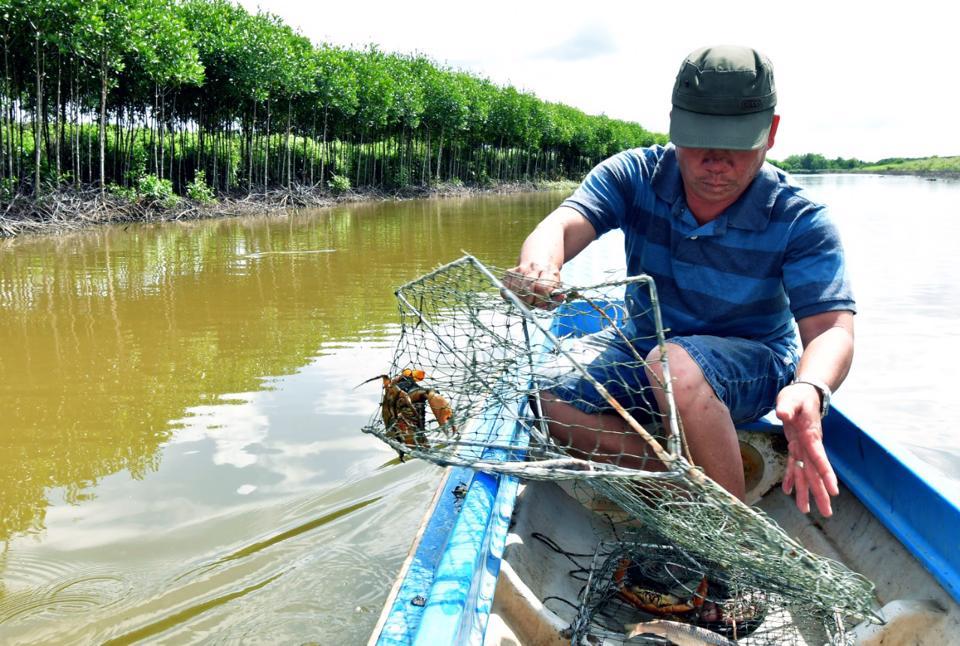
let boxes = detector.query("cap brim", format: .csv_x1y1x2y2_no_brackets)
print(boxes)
669,107,774,150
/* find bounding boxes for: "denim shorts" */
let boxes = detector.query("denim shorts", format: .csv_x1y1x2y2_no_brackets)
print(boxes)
549,327,796,425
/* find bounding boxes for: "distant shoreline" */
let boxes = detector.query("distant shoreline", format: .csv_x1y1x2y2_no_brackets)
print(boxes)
0,180,579,240
786,168,960,180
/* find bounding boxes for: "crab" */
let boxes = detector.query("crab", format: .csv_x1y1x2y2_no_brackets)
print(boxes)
613,559,765,638
364,368,455,458
613,558,708,617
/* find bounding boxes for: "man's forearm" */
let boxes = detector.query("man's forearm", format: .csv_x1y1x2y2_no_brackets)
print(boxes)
794,311,855,391
517,216,567,271
517,206,596,269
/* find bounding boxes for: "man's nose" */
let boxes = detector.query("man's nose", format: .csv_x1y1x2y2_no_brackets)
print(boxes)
701,150,732,168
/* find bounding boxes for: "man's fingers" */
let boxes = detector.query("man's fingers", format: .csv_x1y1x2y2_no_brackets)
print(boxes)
503,265,563,309
801,437,840,498
793,462,810,514
786,441,839,516
808,470,834,517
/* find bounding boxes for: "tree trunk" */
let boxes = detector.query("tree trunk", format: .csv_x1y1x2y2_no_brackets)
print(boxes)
3,37,12,181
263,97,270,190
55,52,62,183
355,129,363,188
284,98,291,189
99,52,108,195
435,127,443,182
159,88,165,180
34,33,43,194
248,98,255,191
309,112,316,186
320,106,328,187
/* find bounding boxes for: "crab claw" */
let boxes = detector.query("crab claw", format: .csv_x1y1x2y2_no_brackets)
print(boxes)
692,576,709,609
426,391,455,435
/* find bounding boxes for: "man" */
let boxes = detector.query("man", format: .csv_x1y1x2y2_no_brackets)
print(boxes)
504,45,855,517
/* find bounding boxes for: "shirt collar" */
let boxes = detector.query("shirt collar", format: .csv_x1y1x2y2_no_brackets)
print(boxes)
651,144,782,232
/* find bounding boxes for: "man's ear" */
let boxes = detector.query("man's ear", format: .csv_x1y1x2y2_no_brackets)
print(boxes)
767,114,781,150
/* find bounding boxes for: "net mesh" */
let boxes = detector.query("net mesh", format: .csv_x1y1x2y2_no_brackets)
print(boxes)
570,536,856,645
361,255,879,642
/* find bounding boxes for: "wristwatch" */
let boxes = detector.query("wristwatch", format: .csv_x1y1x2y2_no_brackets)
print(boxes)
792,377,832,418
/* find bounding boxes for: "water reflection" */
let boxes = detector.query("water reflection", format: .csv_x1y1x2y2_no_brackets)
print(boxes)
0,192,560,545
0,190,564,643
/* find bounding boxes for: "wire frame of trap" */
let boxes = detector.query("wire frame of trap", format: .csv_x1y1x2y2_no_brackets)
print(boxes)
569,539,856,645
360,254,880,629
361,253,685,480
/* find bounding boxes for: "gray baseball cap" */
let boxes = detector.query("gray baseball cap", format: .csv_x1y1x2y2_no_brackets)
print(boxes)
669,45,777,150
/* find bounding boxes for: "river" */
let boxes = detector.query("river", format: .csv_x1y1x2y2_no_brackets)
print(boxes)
0,175,957,643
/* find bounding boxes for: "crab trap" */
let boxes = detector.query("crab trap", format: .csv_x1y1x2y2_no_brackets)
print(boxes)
569,538,858,645
361,254,880,636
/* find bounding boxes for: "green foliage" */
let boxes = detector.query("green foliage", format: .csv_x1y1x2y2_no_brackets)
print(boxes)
859,156,960,173
138,174,179,207
772,153,868,172
2,0,671,199
771,153,960,175
327,173,350,194
186,170,215,203
107,182,137,200
0,177,18,201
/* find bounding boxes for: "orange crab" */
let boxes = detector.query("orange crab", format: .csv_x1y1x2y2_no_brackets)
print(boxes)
613,559,766,639
613,558,709,617
365,369,455,457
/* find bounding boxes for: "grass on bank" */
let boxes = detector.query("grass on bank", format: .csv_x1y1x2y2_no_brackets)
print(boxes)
857,156,960,174
771,153,960,175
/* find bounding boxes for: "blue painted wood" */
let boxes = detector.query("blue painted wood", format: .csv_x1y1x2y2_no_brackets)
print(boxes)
368,389,527,646
412,470,500,646
410,391,529,645
466,473,520,644
823,408,960,604
376,467,476,646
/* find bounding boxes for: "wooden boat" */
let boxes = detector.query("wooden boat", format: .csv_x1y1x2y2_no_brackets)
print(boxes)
368,306,960,645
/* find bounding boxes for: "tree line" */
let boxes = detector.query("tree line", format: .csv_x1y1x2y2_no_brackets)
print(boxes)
771,152,960,175
0,0,666,201
771,153,866,172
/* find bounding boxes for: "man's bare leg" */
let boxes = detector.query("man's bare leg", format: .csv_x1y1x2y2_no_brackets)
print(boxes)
539,342,746,500
540,393,660,470
645,342,745,500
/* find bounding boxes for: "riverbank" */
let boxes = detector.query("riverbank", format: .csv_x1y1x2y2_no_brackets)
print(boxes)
788,168,960,180
0,180,579,239
773,154,960,179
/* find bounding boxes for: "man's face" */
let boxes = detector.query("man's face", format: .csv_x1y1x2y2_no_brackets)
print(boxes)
675,114,780,209
675,145,768,206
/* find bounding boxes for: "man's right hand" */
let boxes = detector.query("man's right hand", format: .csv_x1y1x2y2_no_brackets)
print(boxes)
502,261,565,310
503,205,596,309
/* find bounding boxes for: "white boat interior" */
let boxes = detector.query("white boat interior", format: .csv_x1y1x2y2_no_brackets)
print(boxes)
484,431,960,645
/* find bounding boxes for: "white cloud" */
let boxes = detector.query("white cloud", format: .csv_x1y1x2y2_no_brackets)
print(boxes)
170,394,269,469
533,23,619,62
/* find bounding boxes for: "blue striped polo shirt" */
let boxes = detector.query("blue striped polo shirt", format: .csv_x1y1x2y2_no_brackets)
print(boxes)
562,144,856,364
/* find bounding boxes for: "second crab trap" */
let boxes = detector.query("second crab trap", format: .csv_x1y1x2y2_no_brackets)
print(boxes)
361,254,879,644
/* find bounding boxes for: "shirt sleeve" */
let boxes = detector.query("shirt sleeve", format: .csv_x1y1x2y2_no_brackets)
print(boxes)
560,151,638,236
782,204,857,320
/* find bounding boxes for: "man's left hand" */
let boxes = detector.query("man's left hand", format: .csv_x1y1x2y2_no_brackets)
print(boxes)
775,383,840,516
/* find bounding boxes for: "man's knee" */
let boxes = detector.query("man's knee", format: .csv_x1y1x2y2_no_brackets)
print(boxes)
645,342,717,404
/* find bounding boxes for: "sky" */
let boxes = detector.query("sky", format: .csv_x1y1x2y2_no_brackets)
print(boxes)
237,0,958,161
